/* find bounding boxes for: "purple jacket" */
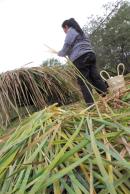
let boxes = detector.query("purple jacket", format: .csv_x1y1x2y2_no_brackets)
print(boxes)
58,27,94,61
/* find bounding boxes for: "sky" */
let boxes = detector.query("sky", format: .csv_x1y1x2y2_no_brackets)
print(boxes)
0,0,118,73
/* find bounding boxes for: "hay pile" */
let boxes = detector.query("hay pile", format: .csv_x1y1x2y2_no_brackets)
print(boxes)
0,65,80,126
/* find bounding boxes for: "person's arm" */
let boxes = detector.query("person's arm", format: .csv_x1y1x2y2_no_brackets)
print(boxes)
58,28,79,57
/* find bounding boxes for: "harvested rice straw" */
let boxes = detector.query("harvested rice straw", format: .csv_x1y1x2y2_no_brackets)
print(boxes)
44,44,58,54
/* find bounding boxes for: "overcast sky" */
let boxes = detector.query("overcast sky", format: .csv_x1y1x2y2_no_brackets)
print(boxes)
0,0,118,73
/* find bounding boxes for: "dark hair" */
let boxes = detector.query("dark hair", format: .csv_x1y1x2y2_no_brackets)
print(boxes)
62,18,84,35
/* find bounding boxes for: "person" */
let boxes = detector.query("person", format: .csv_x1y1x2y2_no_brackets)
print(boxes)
58,18,107,106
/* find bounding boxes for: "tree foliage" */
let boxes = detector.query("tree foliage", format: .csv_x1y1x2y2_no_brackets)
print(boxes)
84,1,130,74
41,58,62,67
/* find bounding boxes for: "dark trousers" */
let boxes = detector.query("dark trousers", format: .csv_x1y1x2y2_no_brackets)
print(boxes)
73,52,107,105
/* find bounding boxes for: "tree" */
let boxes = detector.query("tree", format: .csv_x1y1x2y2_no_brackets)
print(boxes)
41,58,61,67
84,1,130,74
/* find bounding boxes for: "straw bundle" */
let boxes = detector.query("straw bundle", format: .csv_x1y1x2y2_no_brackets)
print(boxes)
0,65,80,126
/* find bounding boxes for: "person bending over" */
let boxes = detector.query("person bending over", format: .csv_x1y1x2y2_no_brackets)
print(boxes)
58,18,107,106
